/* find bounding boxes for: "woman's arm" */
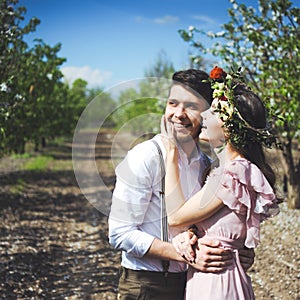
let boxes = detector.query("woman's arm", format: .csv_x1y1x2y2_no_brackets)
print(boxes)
165,147,224,228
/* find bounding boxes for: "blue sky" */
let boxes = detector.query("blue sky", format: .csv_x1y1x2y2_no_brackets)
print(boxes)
21,0,299,89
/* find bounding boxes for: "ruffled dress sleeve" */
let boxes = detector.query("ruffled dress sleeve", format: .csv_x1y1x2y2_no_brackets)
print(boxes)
211,159,280,248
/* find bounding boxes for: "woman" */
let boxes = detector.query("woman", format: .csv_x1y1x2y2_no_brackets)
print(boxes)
163,67,280,300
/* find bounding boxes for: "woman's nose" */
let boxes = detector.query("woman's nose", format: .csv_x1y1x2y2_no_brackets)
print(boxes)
200,109,209,118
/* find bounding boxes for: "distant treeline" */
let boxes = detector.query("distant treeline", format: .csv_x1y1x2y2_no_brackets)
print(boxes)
0,1,174,155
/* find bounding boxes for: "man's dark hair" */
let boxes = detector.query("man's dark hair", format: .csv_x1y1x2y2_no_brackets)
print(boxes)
172,69,213,104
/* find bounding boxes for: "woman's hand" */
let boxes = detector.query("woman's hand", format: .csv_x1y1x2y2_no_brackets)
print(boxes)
192,238,234,273
160,116,177,153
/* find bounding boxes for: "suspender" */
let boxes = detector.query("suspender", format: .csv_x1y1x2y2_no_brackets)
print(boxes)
152,140,170,275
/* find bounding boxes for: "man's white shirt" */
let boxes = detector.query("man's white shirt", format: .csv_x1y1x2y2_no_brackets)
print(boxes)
108,134,211,272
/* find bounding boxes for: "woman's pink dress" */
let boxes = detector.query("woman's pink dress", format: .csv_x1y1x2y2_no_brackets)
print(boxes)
185,158,279,300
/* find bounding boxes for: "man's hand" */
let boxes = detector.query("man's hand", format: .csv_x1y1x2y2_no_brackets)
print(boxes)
172,231,198,263
239,247,255,271
191,238,233,273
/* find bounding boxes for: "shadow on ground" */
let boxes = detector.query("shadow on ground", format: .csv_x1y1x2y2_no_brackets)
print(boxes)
0,130,120,299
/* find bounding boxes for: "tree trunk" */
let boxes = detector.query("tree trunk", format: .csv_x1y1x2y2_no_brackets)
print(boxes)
287,182,300,209
41,137,46,148
14,141,25,154
278,141,300,209
34,142,39,152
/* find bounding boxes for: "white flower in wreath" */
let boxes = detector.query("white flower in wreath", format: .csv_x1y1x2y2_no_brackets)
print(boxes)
212,98,234,121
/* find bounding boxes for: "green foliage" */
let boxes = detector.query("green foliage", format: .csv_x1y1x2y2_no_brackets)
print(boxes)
179,0,300,207
113,95,162,134
0,0,71,154
10,152,31,159
9,178,26,194
1,0,37,153
0,0,100,155
112,51,173,135
179,0,300,141
23,155,53,171
112,81,168,135
86,88,117,128
144,50,175,78
0,2,175,155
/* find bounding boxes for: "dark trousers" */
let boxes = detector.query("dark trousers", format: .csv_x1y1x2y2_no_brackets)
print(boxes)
117,267,187,300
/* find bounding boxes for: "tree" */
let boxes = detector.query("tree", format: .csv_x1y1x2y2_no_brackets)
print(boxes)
21,40,66,150
0,0,69,153
144,50,175,78
113,51,174,135
85,87,117,128
0,0,101,154
178,0,300,208
0,0,40,153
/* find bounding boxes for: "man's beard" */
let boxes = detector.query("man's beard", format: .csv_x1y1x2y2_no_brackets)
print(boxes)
175,129,200,145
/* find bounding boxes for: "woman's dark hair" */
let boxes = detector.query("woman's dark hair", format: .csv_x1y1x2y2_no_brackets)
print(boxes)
233,85,276,190
172,69,213,105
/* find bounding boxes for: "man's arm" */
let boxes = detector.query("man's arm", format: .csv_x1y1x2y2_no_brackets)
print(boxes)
172,232,254,272
165,231,234,272
239,247,255,271
144,238,186,262
108,143,157,258
145,236,234,274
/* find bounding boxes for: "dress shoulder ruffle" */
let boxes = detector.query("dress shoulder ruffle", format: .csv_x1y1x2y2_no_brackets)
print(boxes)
209,158,280,248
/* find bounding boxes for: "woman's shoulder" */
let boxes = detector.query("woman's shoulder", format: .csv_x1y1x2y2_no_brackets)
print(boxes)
221,157,265,186
225,157,262,174
224,158,272,190
222,158,250,181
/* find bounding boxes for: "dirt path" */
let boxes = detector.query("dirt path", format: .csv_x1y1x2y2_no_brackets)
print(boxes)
0,129,121,299
0,129,299,299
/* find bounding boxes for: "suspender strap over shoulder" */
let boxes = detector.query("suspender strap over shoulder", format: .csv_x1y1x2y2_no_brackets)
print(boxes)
152,139,170,275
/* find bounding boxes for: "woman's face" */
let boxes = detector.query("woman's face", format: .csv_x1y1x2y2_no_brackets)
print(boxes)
199,99,225,148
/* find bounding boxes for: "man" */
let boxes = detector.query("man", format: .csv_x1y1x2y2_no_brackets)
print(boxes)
108,69,254,300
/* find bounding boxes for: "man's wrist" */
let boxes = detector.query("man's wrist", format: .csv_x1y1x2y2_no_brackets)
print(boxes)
187,224,198,235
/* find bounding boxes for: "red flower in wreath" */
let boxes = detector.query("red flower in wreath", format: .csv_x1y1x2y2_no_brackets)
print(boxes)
210,66,227,80
220,95,228,101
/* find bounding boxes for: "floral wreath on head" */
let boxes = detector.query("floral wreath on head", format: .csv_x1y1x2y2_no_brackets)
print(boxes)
207,66,280,150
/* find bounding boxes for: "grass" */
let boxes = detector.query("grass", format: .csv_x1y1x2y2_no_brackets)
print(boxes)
22,155,54,171
9,178,26,194
10,153,32,159
6,137,73,172
3,137,73,195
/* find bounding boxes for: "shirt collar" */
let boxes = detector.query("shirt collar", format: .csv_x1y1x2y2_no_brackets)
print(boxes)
178,142,203,165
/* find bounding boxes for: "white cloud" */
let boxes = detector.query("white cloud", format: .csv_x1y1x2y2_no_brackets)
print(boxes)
135,16,145,22
153,15,179,24
135,15,179,25
61,66,112,88
192,15,216,26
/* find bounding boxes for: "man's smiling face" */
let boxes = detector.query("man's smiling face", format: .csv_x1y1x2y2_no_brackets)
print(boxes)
165,84,209,143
